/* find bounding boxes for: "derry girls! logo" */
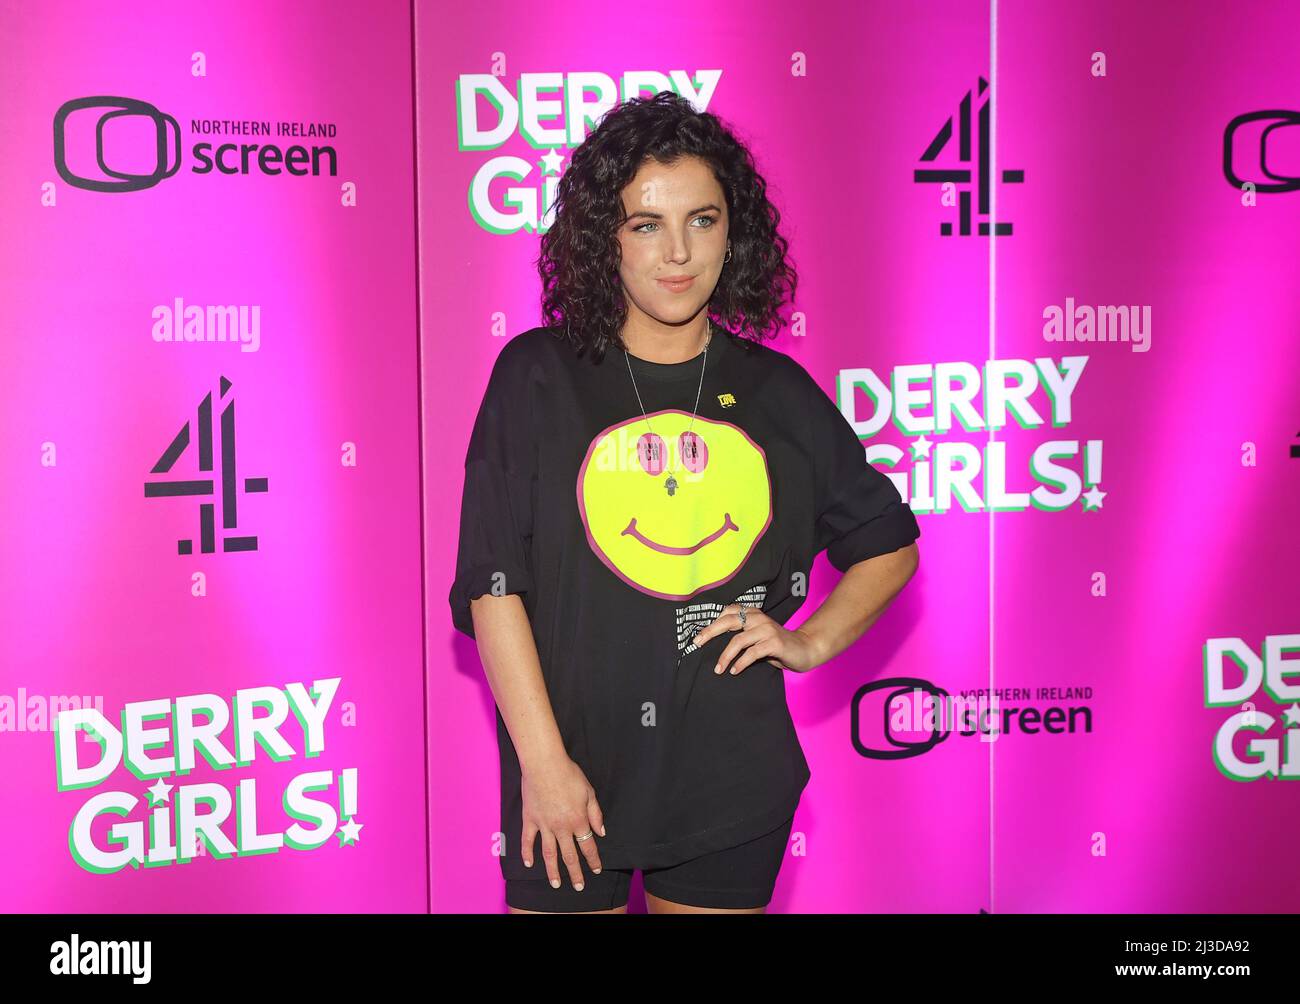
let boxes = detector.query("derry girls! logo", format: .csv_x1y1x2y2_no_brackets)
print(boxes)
454,69,721,234
1204,634,1300,781
838,354,1104,513
53,678,359,874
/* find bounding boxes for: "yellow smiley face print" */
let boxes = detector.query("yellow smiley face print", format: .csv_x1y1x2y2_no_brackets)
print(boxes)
576,409,772,601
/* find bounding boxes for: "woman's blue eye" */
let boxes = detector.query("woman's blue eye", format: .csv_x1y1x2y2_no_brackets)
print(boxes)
633,217,716,233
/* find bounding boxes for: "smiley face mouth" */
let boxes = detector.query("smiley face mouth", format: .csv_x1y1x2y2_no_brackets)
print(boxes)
621,513,738,554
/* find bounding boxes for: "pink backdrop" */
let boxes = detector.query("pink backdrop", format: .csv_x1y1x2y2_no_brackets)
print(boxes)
2,0,1296,914
0,0,426,911
422,0,1300,913
992,0,1300,912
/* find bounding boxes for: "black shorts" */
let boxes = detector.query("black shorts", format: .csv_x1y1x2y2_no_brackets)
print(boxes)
504,815,794,913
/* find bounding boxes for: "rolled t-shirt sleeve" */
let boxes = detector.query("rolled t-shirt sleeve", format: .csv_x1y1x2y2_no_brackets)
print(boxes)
803,363,920,572
447,340,538,639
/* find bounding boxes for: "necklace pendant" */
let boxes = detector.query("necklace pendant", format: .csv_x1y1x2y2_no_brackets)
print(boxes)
665,474,678,496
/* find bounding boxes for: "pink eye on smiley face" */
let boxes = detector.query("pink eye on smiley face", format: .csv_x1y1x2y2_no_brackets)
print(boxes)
636,431,709,476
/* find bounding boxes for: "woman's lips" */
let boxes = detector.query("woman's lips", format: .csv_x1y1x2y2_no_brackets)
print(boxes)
656,276,695,292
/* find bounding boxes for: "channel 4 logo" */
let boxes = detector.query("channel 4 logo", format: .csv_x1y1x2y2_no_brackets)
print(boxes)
914,76,1024,237
53,95,180,193
144,375,269,555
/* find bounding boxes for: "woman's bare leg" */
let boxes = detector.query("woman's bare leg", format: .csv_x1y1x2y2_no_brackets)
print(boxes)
508,904,627,914
643,891,764,915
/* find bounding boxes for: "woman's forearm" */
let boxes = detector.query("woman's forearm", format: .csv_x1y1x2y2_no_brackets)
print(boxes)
470,593,570,772
795,542,920,669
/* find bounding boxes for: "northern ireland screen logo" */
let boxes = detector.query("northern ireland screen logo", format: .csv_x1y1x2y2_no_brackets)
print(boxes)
1223,110,1300,194
851,677,1093,760
54,95,338,193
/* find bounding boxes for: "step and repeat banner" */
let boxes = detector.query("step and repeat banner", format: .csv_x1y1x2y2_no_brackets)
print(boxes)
989,2,1299,912
2,0,1296,914
422,0,1300,914
0,1,426,911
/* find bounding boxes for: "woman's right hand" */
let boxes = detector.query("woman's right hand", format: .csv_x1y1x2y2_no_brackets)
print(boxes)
520,755,606,891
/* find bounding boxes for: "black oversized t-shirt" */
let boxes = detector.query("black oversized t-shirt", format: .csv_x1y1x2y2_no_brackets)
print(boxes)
449,325,920,875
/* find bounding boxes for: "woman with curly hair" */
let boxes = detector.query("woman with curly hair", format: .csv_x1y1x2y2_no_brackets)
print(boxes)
450,90,920,914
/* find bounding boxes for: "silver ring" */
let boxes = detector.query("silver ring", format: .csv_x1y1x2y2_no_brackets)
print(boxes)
575,830,594,842
737,606,748,628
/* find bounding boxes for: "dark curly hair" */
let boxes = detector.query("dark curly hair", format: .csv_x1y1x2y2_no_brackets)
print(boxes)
537,90,797,363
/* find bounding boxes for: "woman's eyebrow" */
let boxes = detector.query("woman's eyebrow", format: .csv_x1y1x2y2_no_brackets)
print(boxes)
625,203,723,221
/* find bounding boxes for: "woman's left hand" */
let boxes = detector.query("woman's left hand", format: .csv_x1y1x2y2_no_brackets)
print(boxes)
692,604,823,675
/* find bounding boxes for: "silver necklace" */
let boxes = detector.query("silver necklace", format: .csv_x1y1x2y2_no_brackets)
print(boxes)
622,317,712,497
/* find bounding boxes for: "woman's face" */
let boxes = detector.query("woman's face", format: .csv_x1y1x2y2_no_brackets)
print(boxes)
615,155,729,328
